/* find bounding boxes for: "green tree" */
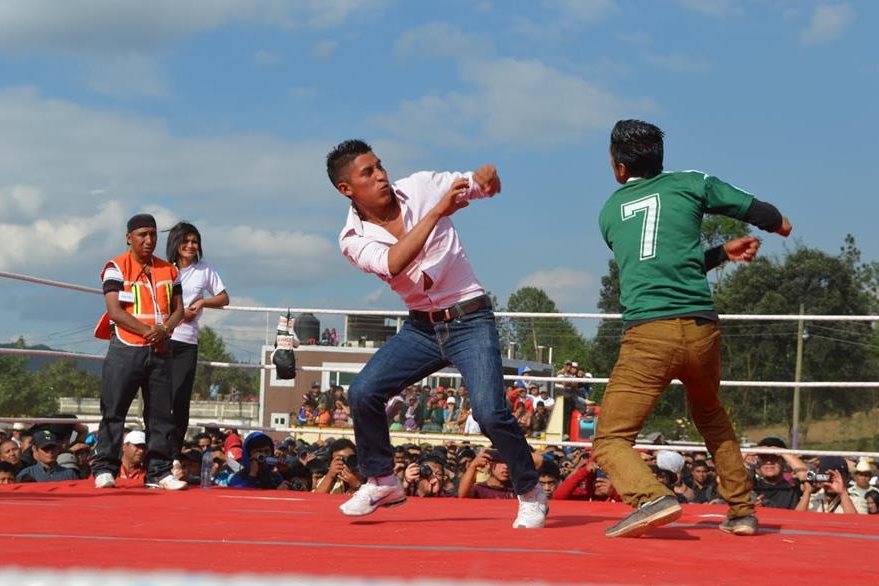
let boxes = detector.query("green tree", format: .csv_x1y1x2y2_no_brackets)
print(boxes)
505,287,589,368
0,342,57,417
714,236,879,441
194,326,259,400
34,359,101,403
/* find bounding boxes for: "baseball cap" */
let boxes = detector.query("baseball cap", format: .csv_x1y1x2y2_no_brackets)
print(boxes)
757,436,787,449
817,456,849,476
33,429,59,449
656,450,685,475
56,452,79,470
123,430,147,446
12,422,28,431
446,396,456,404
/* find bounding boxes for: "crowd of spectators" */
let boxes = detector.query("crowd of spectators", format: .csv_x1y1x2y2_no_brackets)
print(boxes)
2,416,876,516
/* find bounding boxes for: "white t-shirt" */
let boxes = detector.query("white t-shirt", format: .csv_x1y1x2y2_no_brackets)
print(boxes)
170,260,226,345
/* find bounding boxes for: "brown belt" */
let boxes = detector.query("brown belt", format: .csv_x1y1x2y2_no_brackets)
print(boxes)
409,295,493,324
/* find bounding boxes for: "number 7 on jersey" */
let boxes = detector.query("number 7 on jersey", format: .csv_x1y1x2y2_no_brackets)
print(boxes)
621,194,660,260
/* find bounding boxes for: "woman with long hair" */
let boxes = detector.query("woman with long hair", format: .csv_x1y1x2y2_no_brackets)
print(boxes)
165,221,229,456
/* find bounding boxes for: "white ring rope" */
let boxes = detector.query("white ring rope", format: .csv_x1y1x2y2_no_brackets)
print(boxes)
3,270,879,322
3,417,878,459
1,347,878,389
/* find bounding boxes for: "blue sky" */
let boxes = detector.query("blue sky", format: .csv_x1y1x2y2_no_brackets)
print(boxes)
0,0,875,362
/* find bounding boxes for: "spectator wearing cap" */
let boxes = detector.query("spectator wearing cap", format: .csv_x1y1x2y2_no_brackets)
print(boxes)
458,448,515,499
228,432,286,489
849,459,878,515
749,437,809,511
443,396,459,432
15,430,79,483
0,438,24,476
119,430,148,481
654,450,691,503
806,456,859,514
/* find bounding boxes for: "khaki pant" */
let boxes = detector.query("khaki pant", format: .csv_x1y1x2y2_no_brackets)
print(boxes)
593,318,754,518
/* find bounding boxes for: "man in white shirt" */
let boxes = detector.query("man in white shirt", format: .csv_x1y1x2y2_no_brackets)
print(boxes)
326,139,546,528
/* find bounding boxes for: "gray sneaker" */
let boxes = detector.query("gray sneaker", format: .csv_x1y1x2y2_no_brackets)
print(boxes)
719,515,758,536
605,495,682,538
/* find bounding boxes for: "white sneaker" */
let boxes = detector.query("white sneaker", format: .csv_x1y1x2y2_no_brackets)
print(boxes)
94,472,116,489
339,477,407,516
146,474,188,491
513,484,548,528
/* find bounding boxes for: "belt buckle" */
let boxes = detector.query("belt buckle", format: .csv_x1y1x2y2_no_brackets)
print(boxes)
431,308,453,324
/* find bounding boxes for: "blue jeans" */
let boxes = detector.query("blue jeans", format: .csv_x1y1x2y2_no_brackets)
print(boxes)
348,308,538,495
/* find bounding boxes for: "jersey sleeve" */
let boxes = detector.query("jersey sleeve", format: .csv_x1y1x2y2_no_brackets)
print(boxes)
701,174,754,219
204,263,227,296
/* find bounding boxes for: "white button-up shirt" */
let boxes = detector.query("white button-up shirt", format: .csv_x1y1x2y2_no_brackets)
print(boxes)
339,170,491,311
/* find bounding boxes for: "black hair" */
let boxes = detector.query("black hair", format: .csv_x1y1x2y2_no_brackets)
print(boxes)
538,460,561,480
165,221,203,265
610,119,664,179
330,438,356,456
0,461,15,474
326,139,372,188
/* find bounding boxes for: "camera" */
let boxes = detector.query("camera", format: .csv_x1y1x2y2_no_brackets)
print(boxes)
806,471,831,484
419,464,434,479
343,454,358,471
257,455,279,467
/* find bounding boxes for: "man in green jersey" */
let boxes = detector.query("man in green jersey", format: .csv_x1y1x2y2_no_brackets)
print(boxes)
593,119,792,538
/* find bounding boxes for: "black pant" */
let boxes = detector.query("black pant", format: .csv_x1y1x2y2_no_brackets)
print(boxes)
170,340,199,456
92,336,175,482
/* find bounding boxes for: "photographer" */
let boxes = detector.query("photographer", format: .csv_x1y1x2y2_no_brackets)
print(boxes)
458,447,515,499
403,452,448,498
228,432,286,489
806,456,860,514
314,439,363,495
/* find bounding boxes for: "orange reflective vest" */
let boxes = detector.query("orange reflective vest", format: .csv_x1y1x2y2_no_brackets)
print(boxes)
94,252,178,346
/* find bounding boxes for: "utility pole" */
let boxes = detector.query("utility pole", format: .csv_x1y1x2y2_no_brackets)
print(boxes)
792,303,805,448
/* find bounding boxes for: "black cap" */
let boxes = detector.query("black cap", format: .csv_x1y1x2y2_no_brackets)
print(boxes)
127,213,157,233
757,436,788,449
818,456,849,476
33,429,59,449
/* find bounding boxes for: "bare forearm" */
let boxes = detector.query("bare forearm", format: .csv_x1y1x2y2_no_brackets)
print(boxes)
199,291,229,309
387,210,442,276
457,465,478,498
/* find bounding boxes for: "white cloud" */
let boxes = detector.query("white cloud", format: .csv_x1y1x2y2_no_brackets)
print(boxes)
254,50,282,66
516,268,601,311
0,86,330,206
83,54,169,98
311,40,338,60
645,52,710,73
395,22,492,61
676,0,738,17
0,0,385,55
372,57,651,148
551,0,618,22
0,0,386,96
801,3,853,44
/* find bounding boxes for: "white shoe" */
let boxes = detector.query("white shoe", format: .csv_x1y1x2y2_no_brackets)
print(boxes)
94,472,116,489
339,477,407,516
147,474,188,491
513,484,548,528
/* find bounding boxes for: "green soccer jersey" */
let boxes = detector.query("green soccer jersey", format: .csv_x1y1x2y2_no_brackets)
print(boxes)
599,171,753,323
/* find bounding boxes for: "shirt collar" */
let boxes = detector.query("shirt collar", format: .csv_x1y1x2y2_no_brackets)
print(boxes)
346,184,409,237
